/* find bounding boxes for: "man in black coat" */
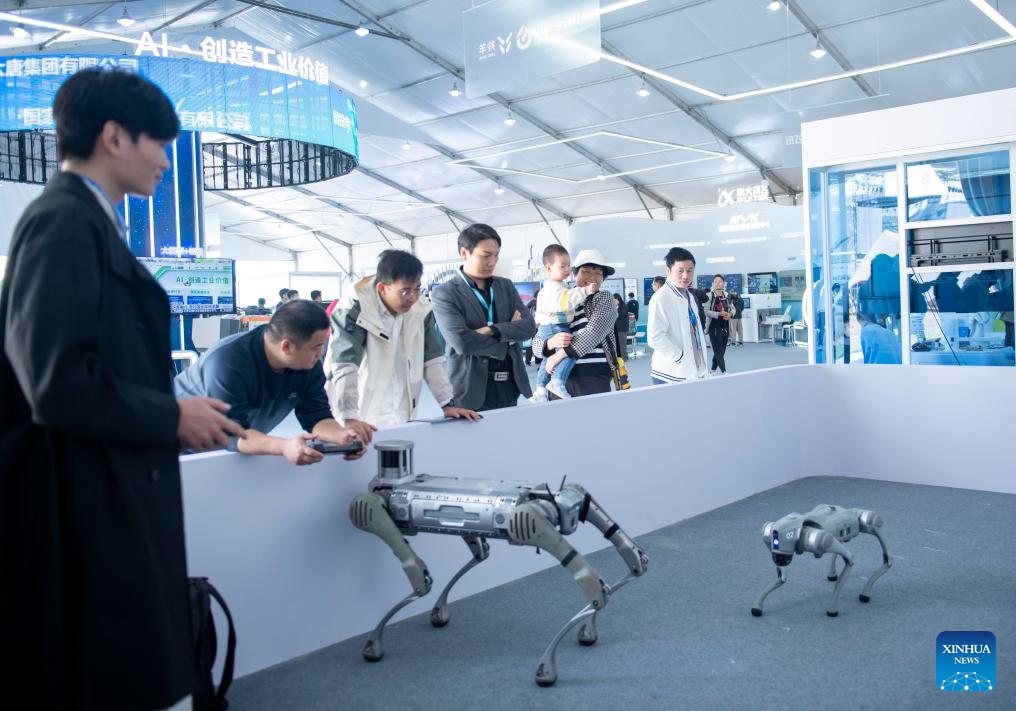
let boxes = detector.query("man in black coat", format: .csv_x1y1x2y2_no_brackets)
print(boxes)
0,69,243,710
614,293,630,360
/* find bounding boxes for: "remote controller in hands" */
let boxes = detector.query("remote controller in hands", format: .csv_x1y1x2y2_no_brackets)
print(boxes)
309,440,364,455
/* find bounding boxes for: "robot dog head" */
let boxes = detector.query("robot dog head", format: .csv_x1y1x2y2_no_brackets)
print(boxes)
762,521,794,566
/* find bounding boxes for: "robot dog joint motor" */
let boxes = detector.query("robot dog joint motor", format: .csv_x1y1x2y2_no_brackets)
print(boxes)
349,440,649,687
751,504,892,618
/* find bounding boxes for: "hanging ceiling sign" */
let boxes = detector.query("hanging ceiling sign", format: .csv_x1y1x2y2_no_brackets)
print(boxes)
463,0,600,99
0,50,358,161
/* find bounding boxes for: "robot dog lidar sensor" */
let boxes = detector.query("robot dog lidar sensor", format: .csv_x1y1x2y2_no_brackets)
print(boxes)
349,440,648,686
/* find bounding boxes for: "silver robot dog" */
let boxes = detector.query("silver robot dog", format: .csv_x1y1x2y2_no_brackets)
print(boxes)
348,440,648,686
751,504,892,617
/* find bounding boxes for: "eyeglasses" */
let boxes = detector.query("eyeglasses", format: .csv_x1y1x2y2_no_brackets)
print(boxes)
389,285,422,299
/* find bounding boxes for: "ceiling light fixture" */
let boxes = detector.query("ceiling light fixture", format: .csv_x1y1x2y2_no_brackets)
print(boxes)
11,23,29,39
504,107,516,126
358,79,369,89
636,75,650,97
402,140,411,150
766,1,781,11
117,1,135,28
449,81,461,97
493,182,504,196
354,24,370,37
449,131,730,186
810,39,827,59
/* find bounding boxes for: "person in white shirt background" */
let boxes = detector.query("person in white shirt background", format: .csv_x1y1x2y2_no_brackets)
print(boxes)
647,247,708,385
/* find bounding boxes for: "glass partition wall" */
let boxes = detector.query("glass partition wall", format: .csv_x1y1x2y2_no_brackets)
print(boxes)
807,145,1014,366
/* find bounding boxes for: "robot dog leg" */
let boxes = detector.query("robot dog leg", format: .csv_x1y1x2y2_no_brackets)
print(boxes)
506,498,611,687
430,534,490,628
562,484,649,646
752,566,788,616
508,499,609,609
857,510,892,603
514,486,648,687
349,492,433,661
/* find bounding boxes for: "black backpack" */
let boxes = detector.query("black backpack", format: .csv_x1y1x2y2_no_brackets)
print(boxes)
189,577,237,711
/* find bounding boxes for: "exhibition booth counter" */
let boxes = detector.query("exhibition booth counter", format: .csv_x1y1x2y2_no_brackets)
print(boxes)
803,87,1016,367
181,364,1015,678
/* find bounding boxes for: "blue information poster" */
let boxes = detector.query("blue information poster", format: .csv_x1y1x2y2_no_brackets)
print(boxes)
643,277,656,305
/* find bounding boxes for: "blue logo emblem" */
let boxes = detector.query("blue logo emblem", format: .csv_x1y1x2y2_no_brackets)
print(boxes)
937,631,995,691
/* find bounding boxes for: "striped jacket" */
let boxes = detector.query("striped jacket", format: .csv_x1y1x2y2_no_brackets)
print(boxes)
532,289,616,369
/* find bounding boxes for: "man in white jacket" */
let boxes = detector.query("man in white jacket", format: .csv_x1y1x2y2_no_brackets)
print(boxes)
647,247,708,384
326,250,480,440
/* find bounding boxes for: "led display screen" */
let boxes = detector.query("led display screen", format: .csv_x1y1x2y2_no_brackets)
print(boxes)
139,257,236,315
514,280,540,306
0,54,358,159
747,271,779,294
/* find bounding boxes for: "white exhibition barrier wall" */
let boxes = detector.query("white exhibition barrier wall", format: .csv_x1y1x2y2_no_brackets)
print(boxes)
827,365,1016,492
180,364,1015,677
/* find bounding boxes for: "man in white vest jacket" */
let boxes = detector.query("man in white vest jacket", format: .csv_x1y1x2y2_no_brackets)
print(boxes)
647,247,709,385
326,250,480,439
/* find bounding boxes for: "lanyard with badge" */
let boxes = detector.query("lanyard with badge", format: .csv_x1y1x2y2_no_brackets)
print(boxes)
672,284,705,368
459,270,509,380
459,270,495,326
78,174,128,238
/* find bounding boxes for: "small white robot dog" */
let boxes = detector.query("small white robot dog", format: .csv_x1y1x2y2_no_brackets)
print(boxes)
349,440,648,686
751,504,892,617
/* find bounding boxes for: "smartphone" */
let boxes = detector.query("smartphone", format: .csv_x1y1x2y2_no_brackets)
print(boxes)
411,416,456,424
411,415,483,424
309,440,364,455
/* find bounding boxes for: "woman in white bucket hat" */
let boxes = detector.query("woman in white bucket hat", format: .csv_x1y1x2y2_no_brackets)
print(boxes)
531,248,619,398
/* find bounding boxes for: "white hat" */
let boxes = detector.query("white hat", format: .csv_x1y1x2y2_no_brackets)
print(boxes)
571,249,615,277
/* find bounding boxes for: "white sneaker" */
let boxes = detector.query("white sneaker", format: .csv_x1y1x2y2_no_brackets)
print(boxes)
529,387,548,403
546,381,572,399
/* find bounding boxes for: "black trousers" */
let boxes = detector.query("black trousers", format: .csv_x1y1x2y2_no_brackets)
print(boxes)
548,361,609,400
709,325,728,373
479,357,522,411
548,364,612,400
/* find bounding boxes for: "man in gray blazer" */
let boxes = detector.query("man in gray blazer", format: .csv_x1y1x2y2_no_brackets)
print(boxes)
432,224,537,410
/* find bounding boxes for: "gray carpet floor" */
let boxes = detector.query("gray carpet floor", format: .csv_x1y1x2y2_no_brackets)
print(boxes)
227,475,1015,710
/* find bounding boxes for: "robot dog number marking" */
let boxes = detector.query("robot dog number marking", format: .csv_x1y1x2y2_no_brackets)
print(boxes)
349,441,648,687
751,504,892,618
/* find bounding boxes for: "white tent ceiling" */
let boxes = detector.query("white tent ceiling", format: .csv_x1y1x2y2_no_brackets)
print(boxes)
3,0,1016,254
